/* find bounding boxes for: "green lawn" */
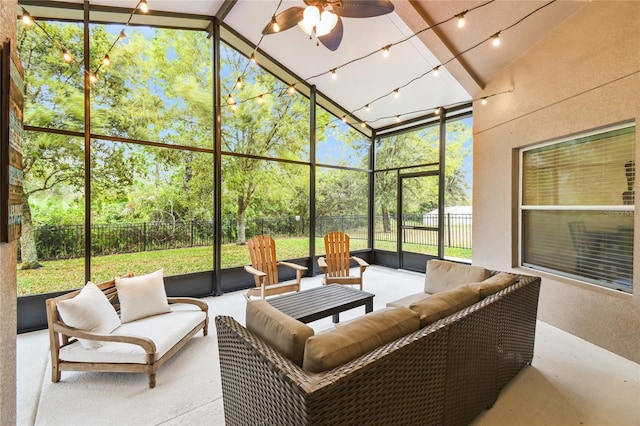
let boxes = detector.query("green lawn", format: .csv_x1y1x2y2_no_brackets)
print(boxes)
17,238,469,296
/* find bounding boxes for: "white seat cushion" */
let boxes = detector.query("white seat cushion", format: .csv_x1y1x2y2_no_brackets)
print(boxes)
59,304,205,364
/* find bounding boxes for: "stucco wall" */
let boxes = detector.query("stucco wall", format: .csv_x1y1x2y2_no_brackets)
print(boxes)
473,1,640,363
0,0,18,422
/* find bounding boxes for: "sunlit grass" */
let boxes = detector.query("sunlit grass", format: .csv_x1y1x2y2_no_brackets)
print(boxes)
17,238,469,296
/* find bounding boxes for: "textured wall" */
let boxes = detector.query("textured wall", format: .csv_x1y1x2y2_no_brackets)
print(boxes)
473,1,640,362
0,0,18,423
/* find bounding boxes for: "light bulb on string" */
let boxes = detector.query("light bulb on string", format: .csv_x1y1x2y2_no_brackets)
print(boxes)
457,12,466,28
361,122,367,128
21,11,33,26
433,66,440,77
492,32,501,46
331,69,337,80
382,45,390,58
62,49,73,63
288,84,296,95
226,94,234,105
395,115,401,123
271,16,280,33
342,115,348,123
365,104,371,112
102,53,111,66
434,107,441,115
119,29,126,39
138,0,149,14
481,97,488,105
250,53,256,66
89,72,98,84
235,77,242,89
257,94,264,105
230,103,237,111
394,88,399,98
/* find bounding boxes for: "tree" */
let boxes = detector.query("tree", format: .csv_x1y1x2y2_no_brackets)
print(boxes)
18,22,149,268
220,44,310,244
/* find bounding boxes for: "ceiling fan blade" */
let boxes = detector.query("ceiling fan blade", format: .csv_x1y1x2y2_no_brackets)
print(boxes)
332,0,394,18
318,17,343,51
262,7,305,35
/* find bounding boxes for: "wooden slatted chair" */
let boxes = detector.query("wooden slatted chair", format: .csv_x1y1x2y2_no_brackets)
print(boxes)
318,231,369,290
244,235,307,299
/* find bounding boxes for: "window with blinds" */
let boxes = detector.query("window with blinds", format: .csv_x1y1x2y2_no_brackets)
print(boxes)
520,123,635,293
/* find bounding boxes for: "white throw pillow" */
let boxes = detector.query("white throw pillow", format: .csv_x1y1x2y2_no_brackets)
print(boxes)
56,282,122,349
115,269,170,323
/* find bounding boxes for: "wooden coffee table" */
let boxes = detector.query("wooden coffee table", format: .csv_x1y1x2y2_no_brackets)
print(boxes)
267,284,375,324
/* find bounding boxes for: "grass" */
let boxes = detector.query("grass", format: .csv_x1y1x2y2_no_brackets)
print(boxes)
17,238,470,296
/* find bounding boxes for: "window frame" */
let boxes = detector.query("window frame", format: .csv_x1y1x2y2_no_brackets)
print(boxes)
518,122,635,293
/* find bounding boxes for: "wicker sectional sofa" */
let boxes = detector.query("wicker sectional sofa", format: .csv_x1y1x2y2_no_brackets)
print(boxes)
216,265,541,426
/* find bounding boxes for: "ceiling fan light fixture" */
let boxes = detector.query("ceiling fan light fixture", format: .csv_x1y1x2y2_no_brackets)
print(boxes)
316,10,338,36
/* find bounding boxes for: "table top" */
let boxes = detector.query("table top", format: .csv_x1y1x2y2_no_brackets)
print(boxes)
267,284,375,323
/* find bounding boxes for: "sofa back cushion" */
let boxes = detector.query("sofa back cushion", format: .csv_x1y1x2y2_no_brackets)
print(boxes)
246,300,314,366
302,307,420,373
56,282,122,349
424,260,491,294
115,269,171,323
468,272,518,299
409,284,480,327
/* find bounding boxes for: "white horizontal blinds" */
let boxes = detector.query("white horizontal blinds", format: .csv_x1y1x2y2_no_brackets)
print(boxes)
521,124,635,294
523,126,635,206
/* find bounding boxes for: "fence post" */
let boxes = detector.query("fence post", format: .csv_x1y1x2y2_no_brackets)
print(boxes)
143,222,147,252
447,213,451,248
191,220,194,247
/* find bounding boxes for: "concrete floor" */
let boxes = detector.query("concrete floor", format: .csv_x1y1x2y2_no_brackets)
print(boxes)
16,266,640,425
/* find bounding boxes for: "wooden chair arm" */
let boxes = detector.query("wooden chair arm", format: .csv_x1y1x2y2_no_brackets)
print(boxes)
351,256,369,268
244,265,267,279
52,321,156,354
317,256,328,273
277,261,308,272
167,297,209,312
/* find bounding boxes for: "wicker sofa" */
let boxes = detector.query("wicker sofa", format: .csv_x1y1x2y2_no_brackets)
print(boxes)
216,267,541,425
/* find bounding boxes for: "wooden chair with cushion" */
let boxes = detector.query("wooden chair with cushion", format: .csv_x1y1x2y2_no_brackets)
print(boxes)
244,235,307,299
318,231,369,290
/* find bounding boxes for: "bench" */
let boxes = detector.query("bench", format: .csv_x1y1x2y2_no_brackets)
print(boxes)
46,270,209,388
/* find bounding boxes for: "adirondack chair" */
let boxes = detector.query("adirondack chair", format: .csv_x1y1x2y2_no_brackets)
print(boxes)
244,235,307,299
318,231,369,290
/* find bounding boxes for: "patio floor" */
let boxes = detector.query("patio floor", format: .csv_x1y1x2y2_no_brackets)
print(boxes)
16,265,640,425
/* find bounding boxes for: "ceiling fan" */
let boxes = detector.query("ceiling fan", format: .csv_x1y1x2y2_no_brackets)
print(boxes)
262,0,395,51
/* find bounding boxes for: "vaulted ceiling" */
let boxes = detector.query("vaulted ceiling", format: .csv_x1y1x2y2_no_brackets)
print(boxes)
22,0,586,133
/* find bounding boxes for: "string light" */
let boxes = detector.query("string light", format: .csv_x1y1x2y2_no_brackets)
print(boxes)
382,45,390,58
361,122,367,128
481,97,488,105
395,115,401,123
257,94,264,104
271,16,280,33
138,0,149,14
342,115,348,123
331,69,337,80
492,32,501,46
250,53,256,65
21,10,33,26
119,29,126,39
61,49,73,63
230,102,237,111
393,88,399,98
227,94,235,105
456,12,467,28
235,77,243,89
433,66,440,77
89,72,98,83
365,104,371,112
288,84,296,95
102,53,111,66
434,107,441,115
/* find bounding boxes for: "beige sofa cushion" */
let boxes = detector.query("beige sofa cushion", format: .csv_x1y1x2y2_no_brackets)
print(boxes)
302,307,420,373
468,272,518,299
386,292,430,308
409,284,480,327
246,300,314,366
424,260,491,294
